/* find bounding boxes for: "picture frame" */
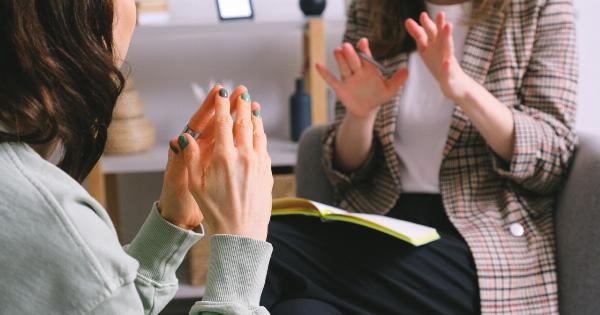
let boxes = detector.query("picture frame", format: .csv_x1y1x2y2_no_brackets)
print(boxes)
216,0,254,21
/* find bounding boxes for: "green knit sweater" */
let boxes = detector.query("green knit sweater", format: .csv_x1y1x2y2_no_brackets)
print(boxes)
0,141,272,315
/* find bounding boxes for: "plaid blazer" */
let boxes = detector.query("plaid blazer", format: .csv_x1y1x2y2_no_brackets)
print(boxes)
321,0,578,313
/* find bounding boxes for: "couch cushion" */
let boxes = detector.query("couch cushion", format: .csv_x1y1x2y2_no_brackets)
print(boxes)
556,133,600,315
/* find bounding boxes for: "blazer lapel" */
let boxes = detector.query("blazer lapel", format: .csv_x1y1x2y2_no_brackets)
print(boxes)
443,4,508,157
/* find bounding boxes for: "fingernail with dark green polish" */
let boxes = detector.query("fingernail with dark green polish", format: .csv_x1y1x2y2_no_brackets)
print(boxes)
252,109,261,118
178,135,189,150
169,143,179,154
219,88,229,98
241,92,251,102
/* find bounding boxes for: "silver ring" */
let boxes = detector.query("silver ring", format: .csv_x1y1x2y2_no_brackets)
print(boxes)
182,126,201,140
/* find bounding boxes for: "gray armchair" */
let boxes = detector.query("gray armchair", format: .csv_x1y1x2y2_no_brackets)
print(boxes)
295,125,600,315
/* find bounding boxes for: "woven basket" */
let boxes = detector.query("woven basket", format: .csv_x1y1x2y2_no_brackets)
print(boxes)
113,90,146,120
105,79,156,155
105,117,156,154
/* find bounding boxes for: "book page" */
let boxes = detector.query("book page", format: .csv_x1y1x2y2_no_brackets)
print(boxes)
310,201,349,216
341,212,437,239
271,197,439,245
272,198,319,211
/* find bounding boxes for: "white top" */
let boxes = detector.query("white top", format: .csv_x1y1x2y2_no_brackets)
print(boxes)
394,1,472,193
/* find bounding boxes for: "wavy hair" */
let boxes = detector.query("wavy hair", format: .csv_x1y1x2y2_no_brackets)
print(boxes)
0,0,125,182
368,0,510,59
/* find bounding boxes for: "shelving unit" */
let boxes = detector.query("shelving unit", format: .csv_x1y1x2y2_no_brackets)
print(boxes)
102,138,298,174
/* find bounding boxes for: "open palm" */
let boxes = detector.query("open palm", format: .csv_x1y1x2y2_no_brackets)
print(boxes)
316,38,409,119
405,12,468,101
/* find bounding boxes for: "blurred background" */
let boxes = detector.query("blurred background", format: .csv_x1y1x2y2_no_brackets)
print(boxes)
93,1,599,313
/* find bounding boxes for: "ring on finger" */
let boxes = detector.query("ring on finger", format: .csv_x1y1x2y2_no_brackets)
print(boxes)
182,126,201,140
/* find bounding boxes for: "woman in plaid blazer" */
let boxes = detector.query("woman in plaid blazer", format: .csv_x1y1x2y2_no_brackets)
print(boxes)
262,0,578,314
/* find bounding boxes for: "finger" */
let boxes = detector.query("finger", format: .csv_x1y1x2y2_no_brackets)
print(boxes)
334,48,352,79
168,138,180,156
229,85,247,115
442,23,455,59
315,62,342,91
167,137,189,176
342,42,362,73
384,68,409,96
199,119,215,142
234,89,253,150
214,87,235,150
419,12,437,42
251,102,267,154
187,85,220,133
436,12,446,33
405,19,429,50
178,133,201,183
197,125,215,172
356,37,373,58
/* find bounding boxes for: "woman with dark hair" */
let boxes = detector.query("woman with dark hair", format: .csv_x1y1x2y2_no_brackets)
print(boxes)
0,0,274,314
262,0,578,314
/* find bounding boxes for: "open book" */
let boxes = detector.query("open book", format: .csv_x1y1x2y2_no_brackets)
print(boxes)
272,198,440,246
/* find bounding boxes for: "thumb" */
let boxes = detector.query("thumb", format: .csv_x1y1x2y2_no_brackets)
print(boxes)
315,62,341,92
165,137,190,189
384,68,409,96
167,138,184,173
356,37,373,58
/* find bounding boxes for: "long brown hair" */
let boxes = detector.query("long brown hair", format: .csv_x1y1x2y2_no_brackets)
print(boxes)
368,0,510,59
0,0,125,182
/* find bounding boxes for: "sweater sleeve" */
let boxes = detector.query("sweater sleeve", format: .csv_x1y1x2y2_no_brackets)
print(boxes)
488,0,578,195
189,235,273,315
123,203,204,314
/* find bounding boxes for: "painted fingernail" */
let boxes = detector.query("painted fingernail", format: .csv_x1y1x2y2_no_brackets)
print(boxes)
169,143,179,154
241,92,251,102
219,88,229,98
178,135,189,150
252,109,261,118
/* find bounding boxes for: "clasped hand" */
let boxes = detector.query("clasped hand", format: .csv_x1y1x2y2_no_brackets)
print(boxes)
158,85,274,241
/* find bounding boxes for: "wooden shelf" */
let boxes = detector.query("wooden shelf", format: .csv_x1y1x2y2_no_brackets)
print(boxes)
134,19,345,36
102,138,298,174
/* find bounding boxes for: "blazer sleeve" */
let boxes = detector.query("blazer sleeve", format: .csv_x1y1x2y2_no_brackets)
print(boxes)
489,0,579,195
321,0,380,194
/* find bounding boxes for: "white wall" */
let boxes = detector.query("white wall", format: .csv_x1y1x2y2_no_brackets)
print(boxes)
169,0,346,23
127,0,346,144
574,0,600,135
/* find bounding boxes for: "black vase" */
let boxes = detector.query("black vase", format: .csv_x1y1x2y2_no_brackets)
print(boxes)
300,0,327,17
290,78,312,142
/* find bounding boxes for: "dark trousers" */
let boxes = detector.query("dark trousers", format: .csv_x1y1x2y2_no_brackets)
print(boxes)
261,194,480,315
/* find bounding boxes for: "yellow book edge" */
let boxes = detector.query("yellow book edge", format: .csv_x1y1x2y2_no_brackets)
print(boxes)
272,197,441,246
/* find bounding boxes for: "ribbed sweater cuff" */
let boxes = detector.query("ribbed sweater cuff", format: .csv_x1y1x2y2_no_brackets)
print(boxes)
203,235,273,306
125,202,203,283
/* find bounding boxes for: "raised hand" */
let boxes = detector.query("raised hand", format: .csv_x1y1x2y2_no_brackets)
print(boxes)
316,38,409,120
179,87,273,241
405,12,469,101
157,85,225,230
